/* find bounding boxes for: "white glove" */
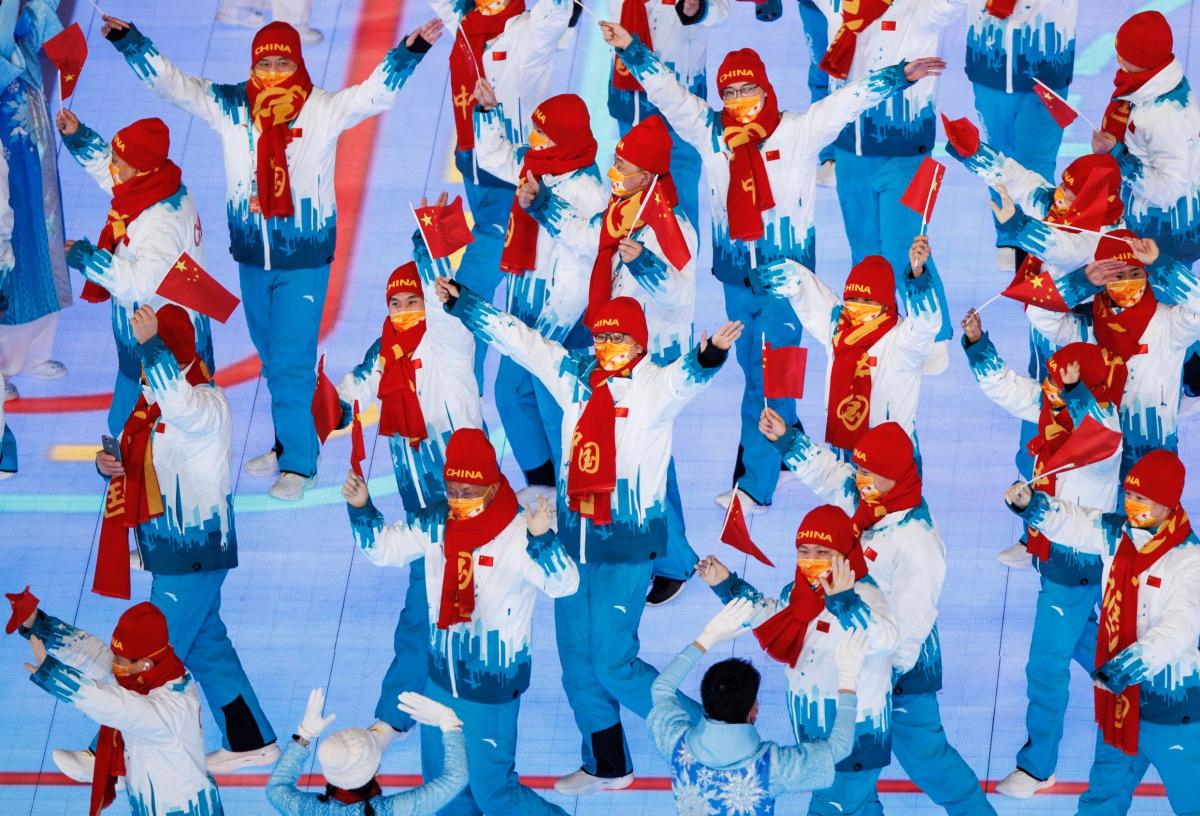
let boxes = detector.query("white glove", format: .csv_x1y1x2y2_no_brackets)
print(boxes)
835,630,869,692
296,688,336,741
398,691,463,732
695,598,757,651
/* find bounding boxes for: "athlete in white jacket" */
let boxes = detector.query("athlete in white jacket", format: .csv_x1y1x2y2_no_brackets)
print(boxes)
602,18,941,511
1006,450,1200,814
335,227,482,748
57,112,214,439
343,427,579,815
759,415,996,815
0,148,14,476
103,13,441,499
18,600,223,816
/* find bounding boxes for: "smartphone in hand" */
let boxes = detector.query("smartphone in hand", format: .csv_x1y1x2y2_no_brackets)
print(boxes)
101,435,122,463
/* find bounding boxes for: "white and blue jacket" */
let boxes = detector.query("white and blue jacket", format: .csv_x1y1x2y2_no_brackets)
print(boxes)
815,0,967,157
963,332,1119,586
336,234,482,514
1027,255,1200,466
432,0,572,188
446,286,724,563
111,23,429,271
648,644,858,814
607,0,731,125
267,730,467,815
758,258,942,444
126,336,238,575
773,427,947,697
348,503,578,704
618,35,911,285
472,105,609,344
712,575,897,772
1018,492,1200,725
525,182,698,364
1108,60,1200,262
24,610,223,816
964,0,1076,93
62,122,215,384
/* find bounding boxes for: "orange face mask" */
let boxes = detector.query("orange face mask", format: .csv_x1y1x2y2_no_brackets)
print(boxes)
389,309,426,332
253,68,296,89
796,558,833,588
724,93,763,124
607,165,641,197
1106,278,1147,308
1125,496,1156,529
528,129,551,150
448,494,489,520
475,0,508,15
842,301,883,325
595,339,639,372
855,471,881,501
1041,378,1066,409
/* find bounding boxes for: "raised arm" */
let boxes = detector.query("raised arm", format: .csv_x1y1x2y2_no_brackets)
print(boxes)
21,610,114,681
771,425,859,513
345,491,433,568
1111,123,1194,210
949,141,1056,216
524,184,603,256
265,738,311,815
1010,489,1120,557
109,22,232,129
756,258,839,345
652,334,730,421
647,643,702,759
323,36,435,134
890,258,942,366
472,106,523,185
30,657,181,742
67,214,191,304
520,519,580,599
512,0,572,75
59,118,115,193
961,331,1041,423
138,334,227,436
615,35,720,152
796,61,914,152
385,729,469,814
1153,253,1200,351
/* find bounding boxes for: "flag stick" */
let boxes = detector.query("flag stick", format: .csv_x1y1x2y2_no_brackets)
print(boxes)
573,0,600,18
719,484,737,535
455,25,483,82
1035,79,1099,132
1035,220,1137,243
919,171,938,236
410,203,436,257
975,292,1003,313
761,336,768,411
629,174,659,238
85,0,107,15
1020,462,1077,488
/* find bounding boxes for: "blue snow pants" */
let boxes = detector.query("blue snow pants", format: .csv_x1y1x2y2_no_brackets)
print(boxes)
1077,721,1200,815
892,691,995,815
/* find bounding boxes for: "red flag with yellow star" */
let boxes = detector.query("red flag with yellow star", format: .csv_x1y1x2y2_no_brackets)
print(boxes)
312,354,342,445
720,492,774,567
639,182,691,271
43,23,87,99
414,196,474,259
941,113,980,158
1033,79,1079,128
899,157,946,224
155,253,240,323
350,400,366,478
1002,269,1069,312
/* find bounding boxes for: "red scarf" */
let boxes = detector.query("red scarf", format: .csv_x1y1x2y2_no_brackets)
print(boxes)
587,175,683,321
722,101,780,242
1092,287,1156,370
81,162,184,304
94,398,164,601
450,1,526,152
1103,66,1166,144
568,360,641,526
613,0,651,93
500,98,598,274
437,481,519,629
376,316,427,444
985,0,1016,18
826,309,897,451
327,780,383,810
819,0,893,80
1096,507,1192,754
92,647,186,814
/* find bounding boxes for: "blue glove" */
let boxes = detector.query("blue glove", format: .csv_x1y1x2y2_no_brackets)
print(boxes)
65,239,96,272
1092,644,1150,694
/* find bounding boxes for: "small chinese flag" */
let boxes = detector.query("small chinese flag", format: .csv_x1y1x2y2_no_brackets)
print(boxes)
1040,416,1122,475
43,23,87,99
414,196,474,259
763,341,807,400
156,253,240,323
350,400,366,478
312,354,342,445
642,184,691,271
899,157,946,223
1033,79,1079,129
1001,270,1069,312
941,113,980,158
4,585,38,635
721,493,775,567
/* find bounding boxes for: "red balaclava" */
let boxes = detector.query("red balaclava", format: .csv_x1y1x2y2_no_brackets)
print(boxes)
246,22,313,219
851,422,922,534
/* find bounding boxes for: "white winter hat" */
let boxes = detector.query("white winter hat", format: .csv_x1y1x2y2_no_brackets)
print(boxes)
317,727,382,790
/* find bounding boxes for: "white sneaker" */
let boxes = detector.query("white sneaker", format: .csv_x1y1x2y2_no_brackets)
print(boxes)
0,470,13,480
268,472,315,501
995,769,1055,799
3,380,16,401
714,487,767,515
130,548,144,571
995,247,1016,272
996,543,1033,569
215,7,265,27
816,159,836,187
206,743,281,774
294,25,324,45
368,720,411,752
553,769,634,796
52,749,94,783
244,450,280,477
27,360,66,380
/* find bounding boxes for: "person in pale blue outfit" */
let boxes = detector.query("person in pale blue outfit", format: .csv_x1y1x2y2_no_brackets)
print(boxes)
0,0,70,395
649,599,868,815
267,688,468,816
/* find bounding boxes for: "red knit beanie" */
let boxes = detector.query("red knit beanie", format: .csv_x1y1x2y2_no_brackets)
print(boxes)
843,256,897,311
532,94,597,158
852,422,914,481
1092,229,1145,269
443,429,503,486
1115,12,1173,72
795,505,868,577
252,21,304,66
1125,450,1186,509
111,118,170,172
716,49,774,97
588,296,649,348
385,262,422,304
615,115,672,175
110,602,172,661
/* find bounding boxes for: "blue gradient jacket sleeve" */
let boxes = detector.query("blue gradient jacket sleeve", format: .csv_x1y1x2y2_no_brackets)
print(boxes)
648,644,703,759
773,428,859,514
